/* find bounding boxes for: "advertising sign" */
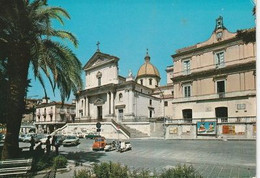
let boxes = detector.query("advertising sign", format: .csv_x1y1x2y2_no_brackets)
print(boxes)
197,122,216,136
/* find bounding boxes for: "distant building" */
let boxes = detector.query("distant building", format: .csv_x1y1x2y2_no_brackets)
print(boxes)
22,98,41,123
171,16,256,122
35,97,76,134
75,49,174,122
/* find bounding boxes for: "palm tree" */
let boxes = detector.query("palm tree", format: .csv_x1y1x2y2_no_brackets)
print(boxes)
0,0,82,159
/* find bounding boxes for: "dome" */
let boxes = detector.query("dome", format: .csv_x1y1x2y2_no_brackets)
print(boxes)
136,51,160,79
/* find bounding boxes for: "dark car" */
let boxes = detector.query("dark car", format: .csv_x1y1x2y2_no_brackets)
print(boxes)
85,133,100,139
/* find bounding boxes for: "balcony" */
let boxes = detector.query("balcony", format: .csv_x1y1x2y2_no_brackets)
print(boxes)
36,112,41,116
42,111,46,117
48,110,53,115
59,109,65,115
218,92,225,98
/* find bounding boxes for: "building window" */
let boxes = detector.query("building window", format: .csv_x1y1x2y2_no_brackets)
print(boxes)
81,100,83,108
171,91,174,95
140,79,143,85
182,59,191,75
149,110,153,118
149,99,152,105
215,51,225,68
119,93,123,101
183,84,191,97
96,71,102,86
164,101,168,107
149,78,152,85
98,77,101,86
216,80,225,93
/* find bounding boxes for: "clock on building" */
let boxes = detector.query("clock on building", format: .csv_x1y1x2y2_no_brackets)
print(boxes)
216,32,223,39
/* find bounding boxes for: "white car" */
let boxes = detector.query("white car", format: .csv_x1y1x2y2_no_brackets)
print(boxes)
63,135,80,146
23,133,36,142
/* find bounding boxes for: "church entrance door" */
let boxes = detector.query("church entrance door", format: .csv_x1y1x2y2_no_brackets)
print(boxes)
97,106,102,120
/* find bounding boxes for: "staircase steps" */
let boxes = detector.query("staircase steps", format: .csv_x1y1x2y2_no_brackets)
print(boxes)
123,125,149,138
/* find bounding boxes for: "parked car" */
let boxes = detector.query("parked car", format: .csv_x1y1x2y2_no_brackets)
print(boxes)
18,134,25,142
85,133,100,139
40,135,52,144
0,133,5,143
92,137,106,151
56,135,65,145
34,134,45,143
63,135,80,146
76,132,84,138
23,133,36,142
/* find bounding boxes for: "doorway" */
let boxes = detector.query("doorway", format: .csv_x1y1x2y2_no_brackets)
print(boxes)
118,109,124,121
215,107,228,122
97,106,102,120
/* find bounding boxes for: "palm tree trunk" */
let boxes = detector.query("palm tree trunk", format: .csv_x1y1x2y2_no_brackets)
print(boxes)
1,50,30,160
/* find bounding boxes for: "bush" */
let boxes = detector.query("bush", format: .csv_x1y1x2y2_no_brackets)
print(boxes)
93,161,129,178
53,155,67,169
73,162,202,178
74,169,92,178
33,154,54,171
160,164,202,178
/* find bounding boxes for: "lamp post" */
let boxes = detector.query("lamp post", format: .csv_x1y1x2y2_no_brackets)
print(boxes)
155,85,166,139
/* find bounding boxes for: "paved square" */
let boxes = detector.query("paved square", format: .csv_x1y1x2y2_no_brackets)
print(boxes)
56,139,256,178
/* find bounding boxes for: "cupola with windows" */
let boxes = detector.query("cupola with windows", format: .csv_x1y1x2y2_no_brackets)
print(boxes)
136,49,160,88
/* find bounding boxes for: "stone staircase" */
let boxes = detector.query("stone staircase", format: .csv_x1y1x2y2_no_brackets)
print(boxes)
122,125,149,138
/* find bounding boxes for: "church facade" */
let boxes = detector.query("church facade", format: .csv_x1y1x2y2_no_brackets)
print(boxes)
75,50,173,123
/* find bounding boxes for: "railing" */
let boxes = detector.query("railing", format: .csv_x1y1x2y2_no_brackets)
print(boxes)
166,116,256,124
111,119,131,138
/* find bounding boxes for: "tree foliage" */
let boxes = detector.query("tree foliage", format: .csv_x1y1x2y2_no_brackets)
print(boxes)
0,0,82,159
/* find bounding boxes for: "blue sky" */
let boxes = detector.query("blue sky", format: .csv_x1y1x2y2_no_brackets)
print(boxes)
27,0,255,102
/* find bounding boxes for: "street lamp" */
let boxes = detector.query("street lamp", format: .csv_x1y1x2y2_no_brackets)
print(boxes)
155,85,166,139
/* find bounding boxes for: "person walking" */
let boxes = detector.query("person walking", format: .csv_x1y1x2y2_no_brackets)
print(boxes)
46,136,51,154
52,135,56,151
29,136,35,152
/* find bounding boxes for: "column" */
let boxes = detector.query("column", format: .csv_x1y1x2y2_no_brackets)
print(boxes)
87,97,90,117
84,97,86,116
111,92,114,115
107,92,111,114
85,97,89,117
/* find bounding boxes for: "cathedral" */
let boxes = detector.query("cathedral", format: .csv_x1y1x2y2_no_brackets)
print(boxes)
75,48,173,122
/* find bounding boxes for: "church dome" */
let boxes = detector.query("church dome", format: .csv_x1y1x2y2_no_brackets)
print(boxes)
136,51,160,80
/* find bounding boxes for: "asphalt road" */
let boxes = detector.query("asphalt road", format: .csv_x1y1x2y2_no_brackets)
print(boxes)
20,138,256,177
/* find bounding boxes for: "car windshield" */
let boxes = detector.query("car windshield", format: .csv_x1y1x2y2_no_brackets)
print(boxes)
67,136,76,139
95,138,104,142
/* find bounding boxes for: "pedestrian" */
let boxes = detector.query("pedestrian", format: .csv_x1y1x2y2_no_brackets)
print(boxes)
35,142,44,156
54,137,60,155
52,135,56,151
29,136,35,152
46,136,51,154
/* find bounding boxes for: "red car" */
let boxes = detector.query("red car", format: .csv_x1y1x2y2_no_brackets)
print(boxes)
92,137,106,151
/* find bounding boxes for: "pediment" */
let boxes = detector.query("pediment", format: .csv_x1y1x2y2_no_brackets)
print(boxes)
94,98,105,105
83,51,119,70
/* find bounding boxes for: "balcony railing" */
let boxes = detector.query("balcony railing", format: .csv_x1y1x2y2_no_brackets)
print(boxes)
167,116,256,124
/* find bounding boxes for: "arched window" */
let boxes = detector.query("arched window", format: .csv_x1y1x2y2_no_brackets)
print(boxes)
96,71,102,86
149,78,152,85
119,93,123,101
140,79,143,85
